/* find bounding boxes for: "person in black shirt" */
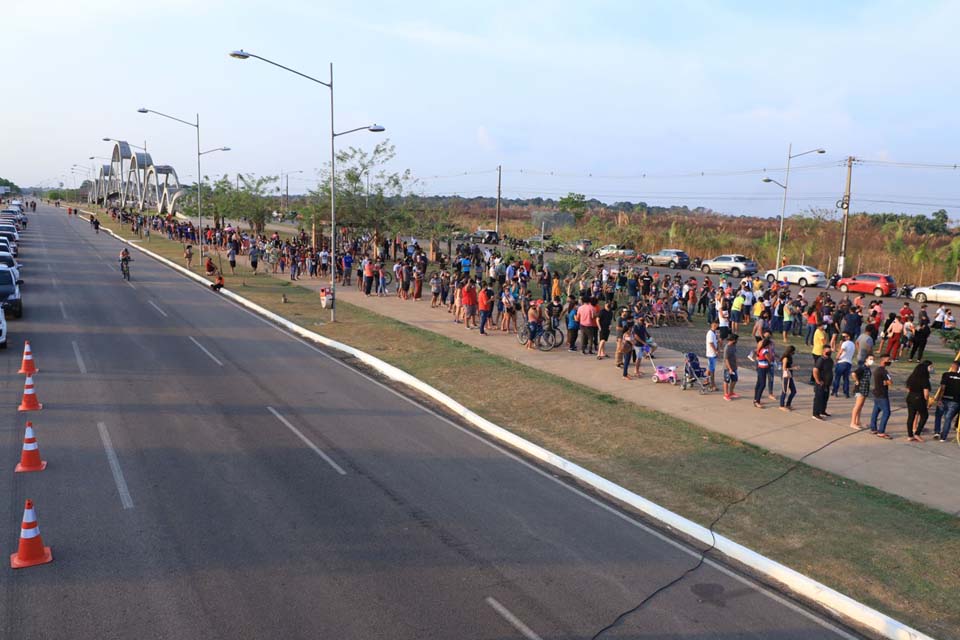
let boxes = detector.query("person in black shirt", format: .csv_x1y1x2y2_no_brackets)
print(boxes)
640,269,653,297
909,319,931,362
904,360,933,441
597,301,614,360
812,346,834,420
934,361,960,441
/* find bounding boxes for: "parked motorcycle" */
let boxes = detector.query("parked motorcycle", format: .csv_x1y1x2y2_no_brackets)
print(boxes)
897,284,915,298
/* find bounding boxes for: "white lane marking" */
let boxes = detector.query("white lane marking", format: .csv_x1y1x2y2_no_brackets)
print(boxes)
188,336,223,366
125,279,136,289
97,422,134,510
485,597,543,640
148,300,168,317
46,264,53,272
106,263,116,271
266,406,347,475
51,275,58,287
128,235,855,638
72,340,87,374
59,301,68,320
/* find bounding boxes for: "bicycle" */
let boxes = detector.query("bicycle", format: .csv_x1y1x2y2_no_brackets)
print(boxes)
119,258,132,281
518,322,557,351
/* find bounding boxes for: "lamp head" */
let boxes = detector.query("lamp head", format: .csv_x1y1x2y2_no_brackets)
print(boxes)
230,50,251,60
816,149,826,154
102,137,111,142
221,147,232,152
762,178,773,183
368,124,386,133
89,156,95,160
137,108,148,114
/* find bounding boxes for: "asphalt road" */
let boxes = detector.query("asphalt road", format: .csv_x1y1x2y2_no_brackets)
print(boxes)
0,204,865,639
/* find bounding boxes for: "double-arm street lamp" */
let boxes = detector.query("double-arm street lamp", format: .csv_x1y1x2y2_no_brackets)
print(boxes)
762,144,825,281
136,109,230,256
229,49,384,322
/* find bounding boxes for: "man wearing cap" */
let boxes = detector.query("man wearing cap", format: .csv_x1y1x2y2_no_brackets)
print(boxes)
812,345,834,420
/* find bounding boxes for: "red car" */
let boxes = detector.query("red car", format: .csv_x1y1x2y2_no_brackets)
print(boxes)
837,273,896,297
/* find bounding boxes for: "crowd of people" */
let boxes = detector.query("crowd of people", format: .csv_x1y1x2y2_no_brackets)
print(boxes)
100,212,960,444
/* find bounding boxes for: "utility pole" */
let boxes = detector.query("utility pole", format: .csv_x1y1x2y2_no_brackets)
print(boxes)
836,156,855,277
495,164,502,235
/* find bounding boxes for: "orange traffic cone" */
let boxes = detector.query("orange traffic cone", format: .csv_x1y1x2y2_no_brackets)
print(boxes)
14,422,46,473
10,499,53,569
18,375,42,412
17,340,37,375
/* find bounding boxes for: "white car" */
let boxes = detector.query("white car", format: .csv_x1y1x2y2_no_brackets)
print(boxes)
912,282,960,305
0,252,21,283
592,244,636,259
765,265,827,287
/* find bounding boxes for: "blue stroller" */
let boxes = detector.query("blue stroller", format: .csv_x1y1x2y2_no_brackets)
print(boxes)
681,352,712,394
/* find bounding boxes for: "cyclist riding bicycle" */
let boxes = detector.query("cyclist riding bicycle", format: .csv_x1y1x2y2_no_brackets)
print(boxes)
119,248,132,279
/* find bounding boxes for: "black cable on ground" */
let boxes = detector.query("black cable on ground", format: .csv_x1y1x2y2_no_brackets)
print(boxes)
590,426,868,639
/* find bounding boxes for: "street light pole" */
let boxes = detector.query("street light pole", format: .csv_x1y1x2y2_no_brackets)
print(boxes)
229,49,384,322
762,145,825,281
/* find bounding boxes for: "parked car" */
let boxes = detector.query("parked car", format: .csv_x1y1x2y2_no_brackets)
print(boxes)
700,254,759,277
836,273,896,297
0,252,22,284
645,249,690,269
593,244,636,259
911,282,960,304
0,231,18,256
764,264,827,287
0,266,23,318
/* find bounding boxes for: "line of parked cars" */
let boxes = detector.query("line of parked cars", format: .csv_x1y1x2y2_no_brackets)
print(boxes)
0,200,27,345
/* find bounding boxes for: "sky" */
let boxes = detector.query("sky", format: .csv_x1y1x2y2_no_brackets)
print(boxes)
2,0,960,218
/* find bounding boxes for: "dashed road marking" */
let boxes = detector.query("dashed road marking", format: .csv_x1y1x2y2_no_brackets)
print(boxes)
97,422,134,510
71,340,87,374
188,336,223,366
266,406,347,475
148,300,168,317
485,597,542,640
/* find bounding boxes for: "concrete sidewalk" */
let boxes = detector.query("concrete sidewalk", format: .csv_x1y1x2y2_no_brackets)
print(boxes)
282,274,960,515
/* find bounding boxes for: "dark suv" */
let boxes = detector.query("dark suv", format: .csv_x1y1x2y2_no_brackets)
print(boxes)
646,249,690,269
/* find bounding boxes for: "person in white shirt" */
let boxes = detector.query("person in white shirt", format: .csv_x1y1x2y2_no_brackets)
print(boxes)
832,332,856,398
934,304,946,329
705,320,720,390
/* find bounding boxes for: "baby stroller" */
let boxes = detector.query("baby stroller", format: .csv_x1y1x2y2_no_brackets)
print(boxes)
681,352,711,394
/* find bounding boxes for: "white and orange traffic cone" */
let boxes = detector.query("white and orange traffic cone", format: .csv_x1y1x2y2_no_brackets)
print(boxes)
14,422,46,473
18,375,42,412
10,499,53,569
17,340,37,375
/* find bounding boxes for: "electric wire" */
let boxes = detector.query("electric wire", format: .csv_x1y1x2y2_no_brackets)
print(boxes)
589,426,869,639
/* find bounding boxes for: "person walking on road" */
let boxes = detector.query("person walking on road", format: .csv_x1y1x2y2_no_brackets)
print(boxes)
812,345,834,421
870,357,893,437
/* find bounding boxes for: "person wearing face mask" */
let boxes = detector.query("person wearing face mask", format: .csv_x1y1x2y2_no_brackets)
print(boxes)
904,360,934,442
850,356,874,429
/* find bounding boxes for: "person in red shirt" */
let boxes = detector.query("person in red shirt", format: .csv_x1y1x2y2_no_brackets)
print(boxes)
461,280,479,330
899,302,914,324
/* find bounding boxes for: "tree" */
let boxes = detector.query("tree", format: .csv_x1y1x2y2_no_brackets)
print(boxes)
558,192,588,225
0,177,21,194
233,174,277,233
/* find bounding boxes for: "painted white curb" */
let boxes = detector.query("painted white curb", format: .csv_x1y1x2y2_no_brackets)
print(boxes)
78,208,934,640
